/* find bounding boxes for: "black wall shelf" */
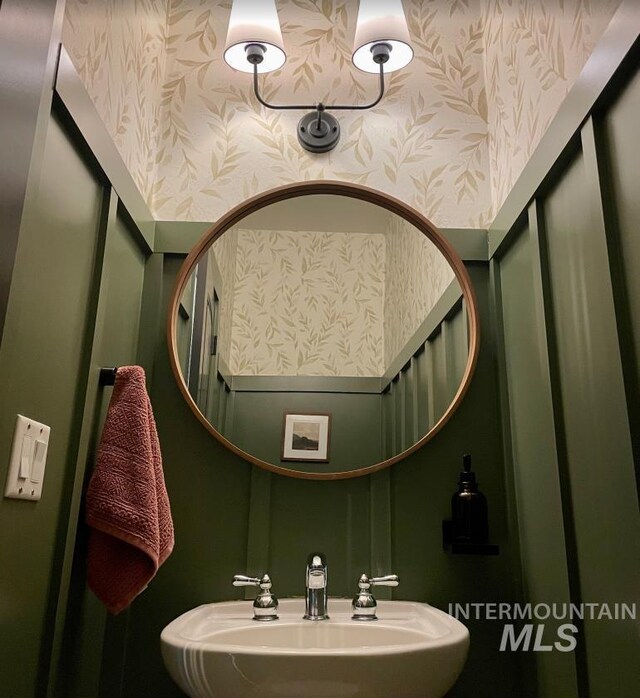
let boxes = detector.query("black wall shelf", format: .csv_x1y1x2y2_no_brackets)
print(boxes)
442,520,499,555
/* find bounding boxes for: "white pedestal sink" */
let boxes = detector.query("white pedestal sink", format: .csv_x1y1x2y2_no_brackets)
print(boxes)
161,598,469,698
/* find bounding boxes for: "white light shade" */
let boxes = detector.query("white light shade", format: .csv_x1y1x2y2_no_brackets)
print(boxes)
352,0,413,74
224,0,286,73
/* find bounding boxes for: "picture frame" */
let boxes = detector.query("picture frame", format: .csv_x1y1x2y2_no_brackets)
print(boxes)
281,413,331,462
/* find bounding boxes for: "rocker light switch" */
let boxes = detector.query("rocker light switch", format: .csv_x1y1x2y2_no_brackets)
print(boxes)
4,415,51,501
31,440,48,483
20,436,34,479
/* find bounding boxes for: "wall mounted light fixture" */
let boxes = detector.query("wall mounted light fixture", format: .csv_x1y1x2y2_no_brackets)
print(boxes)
224,0,413,153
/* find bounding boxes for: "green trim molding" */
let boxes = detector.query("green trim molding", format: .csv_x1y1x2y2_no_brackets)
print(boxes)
0,0,66,343
155,221,488,261
54,47,155,251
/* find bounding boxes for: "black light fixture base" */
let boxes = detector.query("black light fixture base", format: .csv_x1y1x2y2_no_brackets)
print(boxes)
297,111,340,153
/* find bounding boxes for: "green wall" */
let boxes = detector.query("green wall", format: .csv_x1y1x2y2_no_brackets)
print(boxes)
0,109,106,697
390,264,523,697
0,4,638,698
497,221,577,696
543,147,638,696
0,19,156,695
0,0,64,339
116,259,523,698
232,390,383,474
53,199,149,698
492,41,640,698
0,96,153,696
603,67,640,496
116,256,254,697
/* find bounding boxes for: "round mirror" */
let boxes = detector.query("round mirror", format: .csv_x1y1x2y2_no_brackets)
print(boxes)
168,182,479,479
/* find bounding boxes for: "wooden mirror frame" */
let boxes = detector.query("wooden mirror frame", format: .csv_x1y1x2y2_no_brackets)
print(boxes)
167,181,480,480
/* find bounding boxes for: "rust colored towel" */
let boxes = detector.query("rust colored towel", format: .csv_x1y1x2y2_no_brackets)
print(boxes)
86,366,174,614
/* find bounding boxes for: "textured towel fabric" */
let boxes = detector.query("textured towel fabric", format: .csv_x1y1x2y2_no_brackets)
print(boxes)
86,365,174,614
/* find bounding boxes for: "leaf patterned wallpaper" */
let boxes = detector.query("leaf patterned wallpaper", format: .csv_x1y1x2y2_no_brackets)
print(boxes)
207,219,453,377
62,0,168,203
228,229,386,376
150,0,491,226
62,0,621,223
482,0,621,212
384,215,455,367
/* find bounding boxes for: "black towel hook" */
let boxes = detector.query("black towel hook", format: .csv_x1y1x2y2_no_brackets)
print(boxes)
99,367,118,386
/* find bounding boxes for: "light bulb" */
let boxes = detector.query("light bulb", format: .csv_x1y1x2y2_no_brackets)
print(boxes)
224,0,286,73
352,0,413,74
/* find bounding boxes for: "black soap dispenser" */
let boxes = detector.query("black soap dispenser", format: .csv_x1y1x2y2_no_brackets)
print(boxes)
451,454,489,545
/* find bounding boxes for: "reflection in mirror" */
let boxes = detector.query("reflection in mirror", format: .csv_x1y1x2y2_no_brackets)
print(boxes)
174,194,471,477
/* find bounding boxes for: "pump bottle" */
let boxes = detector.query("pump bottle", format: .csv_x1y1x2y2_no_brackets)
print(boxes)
451,454,489,544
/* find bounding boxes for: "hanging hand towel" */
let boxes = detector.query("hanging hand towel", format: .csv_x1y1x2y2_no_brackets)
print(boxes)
86,365,174,614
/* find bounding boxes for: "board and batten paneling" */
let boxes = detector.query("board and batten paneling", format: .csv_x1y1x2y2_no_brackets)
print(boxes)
381,297,467,458
542,136,639,698
0,108,107,698
494,221,577,697
392,264,521,698
54,199,150,698
116,254,254,697
492,22,640,698
601,67,640,493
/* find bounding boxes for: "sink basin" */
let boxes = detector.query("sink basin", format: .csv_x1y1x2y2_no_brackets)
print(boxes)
161,598,469,698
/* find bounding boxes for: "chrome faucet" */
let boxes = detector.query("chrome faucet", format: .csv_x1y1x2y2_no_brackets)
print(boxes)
304,552,329,620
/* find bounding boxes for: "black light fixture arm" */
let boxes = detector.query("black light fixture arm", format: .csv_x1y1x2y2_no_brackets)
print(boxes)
251,62,386,112
324,63,385,111
245,40,390,153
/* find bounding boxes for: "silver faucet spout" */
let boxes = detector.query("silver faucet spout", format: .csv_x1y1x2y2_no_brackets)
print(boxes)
304,552,329,620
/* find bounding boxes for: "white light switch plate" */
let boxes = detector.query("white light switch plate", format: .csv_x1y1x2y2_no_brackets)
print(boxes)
4,415,51,501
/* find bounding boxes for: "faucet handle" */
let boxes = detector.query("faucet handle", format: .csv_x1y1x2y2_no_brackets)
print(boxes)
369,574,399,587
352,573,399,621
232,573,279,621
233,574,264,587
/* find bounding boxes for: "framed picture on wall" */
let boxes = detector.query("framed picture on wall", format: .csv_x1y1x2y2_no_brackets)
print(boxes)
281,413,331,462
